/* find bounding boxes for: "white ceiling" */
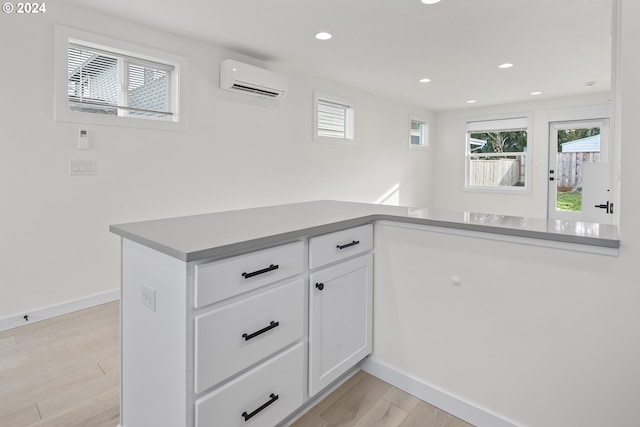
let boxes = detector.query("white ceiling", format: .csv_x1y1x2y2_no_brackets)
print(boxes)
64,0,613,112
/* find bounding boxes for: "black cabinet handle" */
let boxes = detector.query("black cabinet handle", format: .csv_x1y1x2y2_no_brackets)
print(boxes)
315,282,324,291
242,393,279,421
242,321,279,341
336,240,360,250
242,264,279,279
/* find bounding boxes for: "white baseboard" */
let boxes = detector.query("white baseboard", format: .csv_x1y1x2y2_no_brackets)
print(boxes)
0,289,120,332
360,357,520,427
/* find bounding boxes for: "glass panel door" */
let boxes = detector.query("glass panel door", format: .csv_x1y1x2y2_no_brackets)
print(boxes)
548,119,612,224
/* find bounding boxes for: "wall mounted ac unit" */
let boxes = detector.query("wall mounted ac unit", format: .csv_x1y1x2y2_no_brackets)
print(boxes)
220,59,288,99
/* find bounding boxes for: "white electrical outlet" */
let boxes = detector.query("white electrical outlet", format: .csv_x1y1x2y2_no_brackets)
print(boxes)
141,286,156,312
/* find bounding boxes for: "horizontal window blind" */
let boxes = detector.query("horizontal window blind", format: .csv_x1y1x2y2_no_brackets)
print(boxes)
317,99,348,138
410,120,425,146
68,43,173,118
466,117,528,133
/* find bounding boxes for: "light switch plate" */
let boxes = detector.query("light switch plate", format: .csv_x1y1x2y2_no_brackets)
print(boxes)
69,160,96,176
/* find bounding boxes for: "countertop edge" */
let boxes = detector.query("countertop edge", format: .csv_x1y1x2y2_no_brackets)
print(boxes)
110,212,619,263
374,214,620,249
109,225,190,261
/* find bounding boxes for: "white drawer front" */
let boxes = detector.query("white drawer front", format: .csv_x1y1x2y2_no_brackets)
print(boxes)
195,241,303,308
194,279,304,393
309,224,373,270
196,343,304,427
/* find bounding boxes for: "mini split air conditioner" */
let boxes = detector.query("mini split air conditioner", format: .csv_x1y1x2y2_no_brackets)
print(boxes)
220,59,288,99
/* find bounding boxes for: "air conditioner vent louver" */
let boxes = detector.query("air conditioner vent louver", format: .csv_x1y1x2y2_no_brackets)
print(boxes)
220,59,288,99
231,83,280,98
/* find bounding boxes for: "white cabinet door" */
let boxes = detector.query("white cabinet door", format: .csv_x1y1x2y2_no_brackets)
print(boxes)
308,253,373,396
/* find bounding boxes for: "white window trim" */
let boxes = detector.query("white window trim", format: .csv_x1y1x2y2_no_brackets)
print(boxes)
463,112,533,194
408,115,430,150
313,91,355,145
54,25,187,131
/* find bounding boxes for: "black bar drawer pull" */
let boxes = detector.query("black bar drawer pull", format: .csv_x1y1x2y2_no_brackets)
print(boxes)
242,393,279,421
336,240,360,250
242,264,279,279
242,321,279,341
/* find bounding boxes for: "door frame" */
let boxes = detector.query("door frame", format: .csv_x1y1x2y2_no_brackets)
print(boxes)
545,104,615,223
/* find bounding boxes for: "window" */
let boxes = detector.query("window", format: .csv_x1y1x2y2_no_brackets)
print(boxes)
68,44,172,119
465,114,532,191
314,92,355,144
55,26,185,130
409,116,429,149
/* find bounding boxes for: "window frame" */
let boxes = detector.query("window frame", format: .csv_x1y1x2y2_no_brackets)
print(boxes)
54,25,186,131
408,115,429,150
463,112,533,193
313,91,355,145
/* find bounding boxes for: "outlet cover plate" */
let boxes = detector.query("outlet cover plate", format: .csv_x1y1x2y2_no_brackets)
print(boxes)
141,286,156,312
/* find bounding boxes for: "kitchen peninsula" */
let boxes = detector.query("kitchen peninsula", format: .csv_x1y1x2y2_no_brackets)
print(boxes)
109,200,619,427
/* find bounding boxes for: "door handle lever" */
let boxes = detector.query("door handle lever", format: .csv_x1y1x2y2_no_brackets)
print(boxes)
594,201,613,214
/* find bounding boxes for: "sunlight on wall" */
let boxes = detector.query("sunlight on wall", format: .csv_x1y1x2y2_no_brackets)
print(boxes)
374,183,400,206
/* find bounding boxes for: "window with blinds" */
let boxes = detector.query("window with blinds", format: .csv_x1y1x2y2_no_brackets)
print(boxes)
67,43,174,120
409,117,429,149
317,100,347,138
314,92,355,144
465,114,531,191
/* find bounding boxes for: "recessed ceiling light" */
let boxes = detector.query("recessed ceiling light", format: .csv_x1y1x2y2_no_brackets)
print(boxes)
421,0,441,4
315,32,332,40
498,63,514,69
531,91,542,95
467,100,477,104
419,78,431,83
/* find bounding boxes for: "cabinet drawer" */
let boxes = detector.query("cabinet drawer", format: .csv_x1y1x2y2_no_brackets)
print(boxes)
194,279,304,393
309,224,373,270
196,343,304,427
195,241,303,308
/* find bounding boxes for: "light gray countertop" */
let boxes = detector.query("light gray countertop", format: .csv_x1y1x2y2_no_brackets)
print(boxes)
109,200,620,261
109,200,620,262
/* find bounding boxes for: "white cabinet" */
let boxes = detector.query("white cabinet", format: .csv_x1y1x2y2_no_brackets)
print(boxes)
119,240,305,427
308,226,373,396
118,224,373,427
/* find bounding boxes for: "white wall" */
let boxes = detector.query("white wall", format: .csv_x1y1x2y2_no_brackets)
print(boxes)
432,93,610,218
0,3,433,319
371,2,640,426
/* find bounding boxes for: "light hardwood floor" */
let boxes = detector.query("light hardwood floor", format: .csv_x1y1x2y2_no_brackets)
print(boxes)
0,302,119,427
0,302,473,427
292,370,474,427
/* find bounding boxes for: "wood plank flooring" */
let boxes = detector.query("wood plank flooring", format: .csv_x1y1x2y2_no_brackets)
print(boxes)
0,302,119,427
0,301,474,427
291,370,474,427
